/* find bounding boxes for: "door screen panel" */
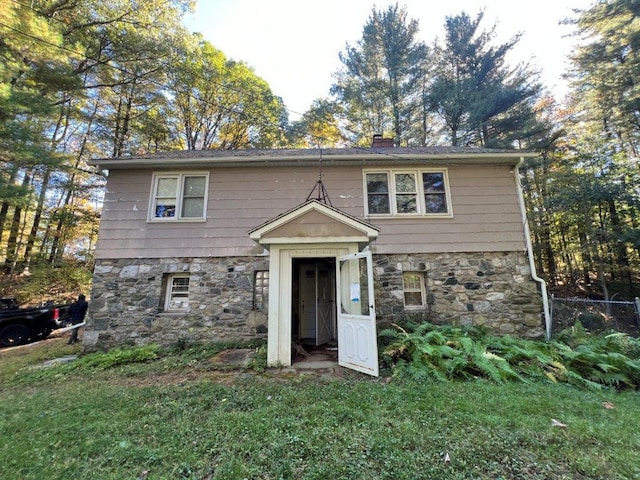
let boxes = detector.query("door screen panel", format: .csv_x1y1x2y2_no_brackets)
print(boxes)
340,255,370,316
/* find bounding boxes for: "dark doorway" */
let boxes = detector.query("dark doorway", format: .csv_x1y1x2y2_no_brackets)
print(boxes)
292,258,337,361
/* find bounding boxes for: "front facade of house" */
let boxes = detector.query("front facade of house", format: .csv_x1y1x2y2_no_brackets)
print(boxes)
85,145,545,375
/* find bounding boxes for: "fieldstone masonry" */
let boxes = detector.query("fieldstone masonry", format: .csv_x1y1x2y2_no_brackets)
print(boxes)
373,251,544,337
85,250,544,351
85,256,269,351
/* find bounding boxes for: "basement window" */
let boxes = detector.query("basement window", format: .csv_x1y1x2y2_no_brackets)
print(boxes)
164,274,190,311
253,270,269,310
402,272,426,309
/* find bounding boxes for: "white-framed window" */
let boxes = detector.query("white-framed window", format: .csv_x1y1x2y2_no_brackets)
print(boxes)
402,272,426,309
165,274,190,311
364,169,452,217
253,270,269,310
149,172,209,221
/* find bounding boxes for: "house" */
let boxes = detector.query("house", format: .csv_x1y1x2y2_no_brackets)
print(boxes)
85,141,547,376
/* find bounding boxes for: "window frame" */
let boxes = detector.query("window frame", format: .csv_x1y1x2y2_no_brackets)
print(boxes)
363,168,453,218
164,274,190,311
253,270,269,311
402,272,427,309
148,172,209,222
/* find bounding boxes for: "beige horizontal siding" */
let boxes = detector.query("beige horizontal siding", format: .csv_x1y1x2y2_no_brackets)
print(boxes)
94,164,526,259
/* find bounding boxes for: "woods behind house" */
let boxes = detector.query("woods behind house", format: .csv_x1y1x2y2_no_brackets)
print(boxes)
1,1,638,301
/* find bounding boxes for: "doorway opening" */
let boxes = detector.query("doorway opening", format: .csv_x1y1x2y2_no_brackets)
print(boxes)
291,257,337,363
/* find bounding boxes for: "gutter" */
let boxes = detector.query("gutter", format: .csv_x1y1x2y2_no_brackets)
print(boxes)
90,151,538,170
515,157,551,339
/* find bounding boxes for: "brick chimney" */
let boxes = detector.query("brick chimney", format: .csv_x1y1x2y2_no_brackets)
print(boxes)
371,134,394,148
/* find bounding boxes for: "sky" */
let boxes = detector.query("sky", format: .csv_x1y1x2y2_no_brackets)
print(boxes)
184,0,589,120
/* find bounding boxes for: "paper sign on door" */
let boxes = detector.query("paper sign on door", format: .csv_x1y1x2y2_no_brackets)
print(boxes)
350,282,360,302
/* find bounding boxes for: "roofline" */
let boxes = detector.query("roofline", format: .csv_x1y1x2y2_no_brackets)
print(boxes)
89,151,538,170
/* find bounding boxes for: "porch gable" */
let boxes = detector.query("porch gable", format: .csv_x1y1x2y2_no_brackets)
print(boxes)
249,199,379,248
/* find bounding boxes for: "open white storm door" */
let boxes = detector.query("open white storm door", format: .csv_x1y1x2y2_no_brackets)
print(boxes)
337,251,379,377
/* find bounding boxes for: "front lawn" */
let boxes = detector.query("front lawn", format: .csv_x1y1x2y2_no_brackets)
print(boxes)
0,338,638,479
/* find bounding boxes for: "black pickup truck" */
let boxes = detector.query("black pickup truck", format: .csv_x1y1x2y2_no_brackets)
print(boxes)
0,298,71,347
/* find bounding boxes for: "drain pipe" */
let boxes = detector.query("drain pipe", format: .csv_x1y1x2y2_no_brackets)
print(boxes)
515,157,551,339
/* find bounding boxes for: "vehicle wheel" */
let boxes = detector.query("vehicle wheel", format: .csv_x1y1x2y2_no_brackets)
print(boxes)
0,324,30,347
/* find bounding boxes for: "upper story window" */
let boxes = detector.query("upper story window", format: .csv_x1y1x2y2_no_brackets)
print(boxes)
364,169,452,217
149,172,209,222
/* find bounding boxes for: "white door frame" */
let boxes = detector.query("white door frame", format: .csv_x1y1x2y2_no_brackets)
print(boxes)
266,243,357,367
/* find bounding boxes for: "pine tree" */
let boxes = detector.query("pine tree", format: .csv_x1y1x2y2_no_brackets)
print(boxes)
429,11,544,148
331,3,429,146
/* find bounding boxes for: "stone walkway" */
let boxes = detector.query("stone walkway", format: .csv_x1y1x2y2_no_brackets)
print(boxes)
276,349,345,378
211,347,346,378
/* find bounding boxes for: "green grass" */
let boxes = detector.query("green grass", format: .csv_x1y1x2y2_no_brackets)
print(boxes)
1,338,639,479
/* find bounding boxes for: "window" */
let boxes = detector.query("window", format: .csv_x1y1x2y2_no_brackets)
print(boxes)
149,173,209,221
423,171,447,214
366,173,390,214
253,270,269,310
394,172,418,214
402,272,426,308
364,169,451,217
165,274,190,310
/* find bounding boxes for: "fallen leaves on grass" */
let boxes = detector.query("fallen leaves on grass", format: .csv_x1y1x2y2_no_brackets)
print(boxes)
551,419,567,428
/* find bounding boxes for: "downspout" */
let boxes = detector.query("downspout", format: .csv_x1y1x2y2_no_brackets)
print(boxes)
515,157,551,339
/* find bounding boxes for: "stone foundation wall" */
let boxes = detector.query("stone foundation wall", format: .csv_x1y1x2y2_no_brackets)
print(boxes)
372,252,544,338
85,250,544,351
84,257,269,351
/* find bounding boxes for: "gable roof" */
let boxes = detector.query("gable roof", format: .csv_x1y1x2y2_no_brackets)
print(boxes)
89,146,538,170
249,199,379,249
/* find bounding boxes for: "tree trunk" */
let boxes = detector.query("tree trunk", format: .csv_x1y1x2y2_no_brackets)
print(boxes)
578,230,592,286
607,198,633,291
4,171,31,273
0,165,20,239
22,168,51,267
47,98,99,263
24,98,72,267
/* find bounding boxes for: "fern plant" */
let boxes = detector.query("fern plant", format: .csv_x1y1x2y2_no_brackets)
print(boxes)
382,322,521,383
380,320,640,390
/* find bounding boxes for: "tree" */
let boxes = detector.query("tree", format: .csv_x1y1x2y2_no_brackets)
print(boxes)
548,0,640,296
1,0,297,273
0,0,78,270
429,11,545,148
33,0,194,264
287,99,347,148
167,34,287,150
331,3,429,146
568,0,640,155
0,0,194,270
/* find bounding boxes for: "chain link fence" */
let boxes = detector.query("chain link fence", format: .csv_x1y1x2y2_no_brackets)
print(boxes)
550,295,640,337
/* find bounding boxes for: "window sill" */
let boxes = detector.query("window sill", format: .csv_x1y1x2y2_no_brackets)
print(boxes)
147,218,207,223
365,213,453,220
